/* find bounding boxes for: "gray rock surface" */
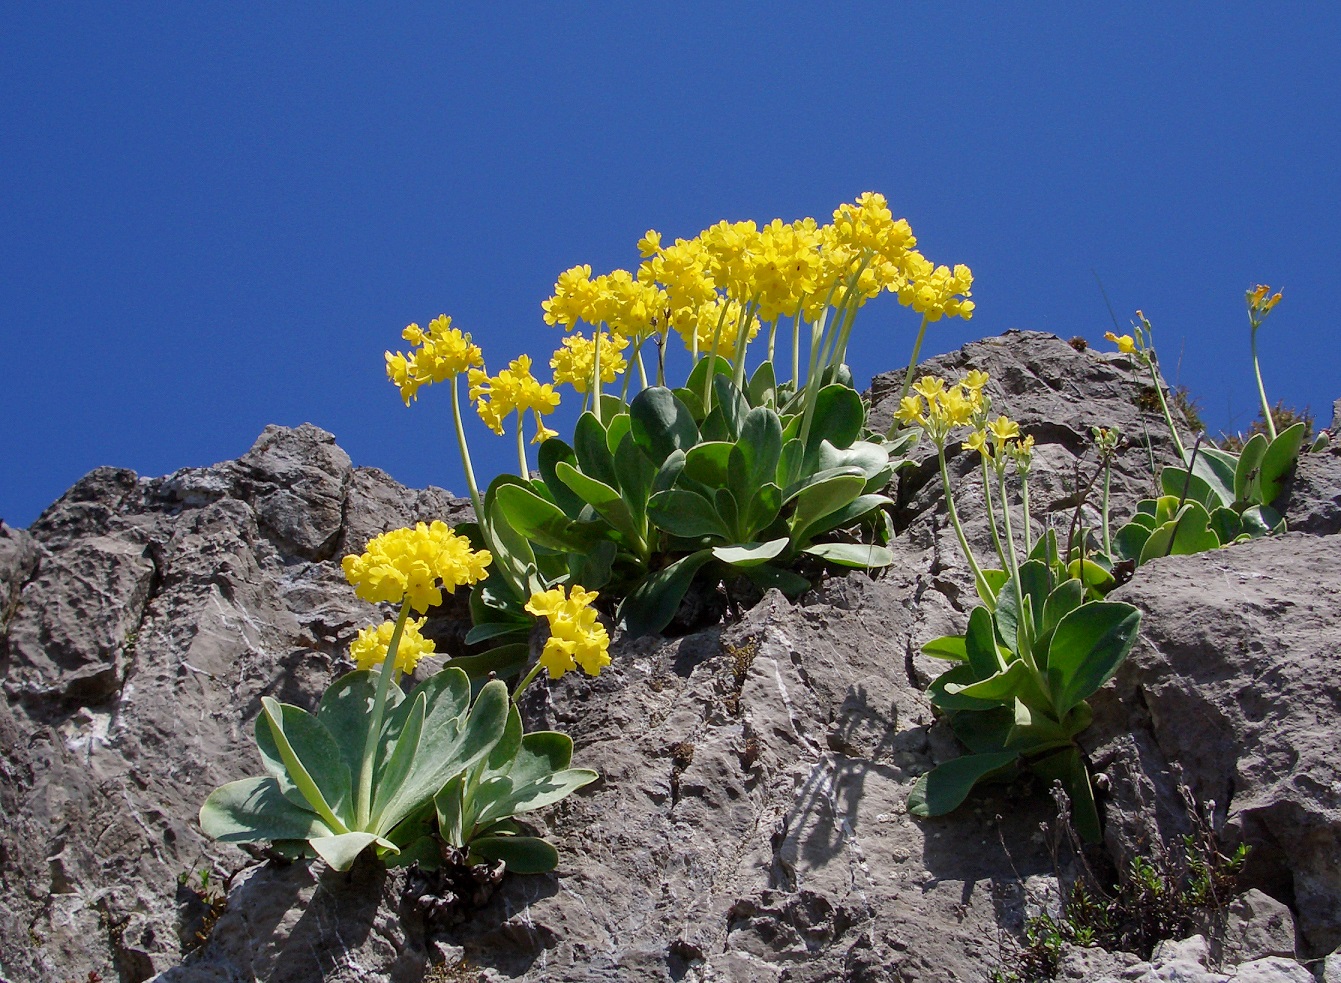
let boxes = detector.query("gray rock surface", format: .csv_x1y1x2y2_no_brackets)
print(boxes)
1,333,1335,983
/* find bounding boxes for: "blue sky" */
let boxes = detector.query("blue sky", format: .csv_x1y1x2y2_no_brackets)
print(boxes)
4,4,1338,528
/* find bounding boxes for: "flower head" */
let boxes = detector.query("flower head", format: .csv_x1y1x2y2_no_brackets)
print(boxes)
342,521,492,613
1104,331,1137,355
385,315,485,405
551,330,629,394
469,354,561,436
350,616,435,676
525,585,611,679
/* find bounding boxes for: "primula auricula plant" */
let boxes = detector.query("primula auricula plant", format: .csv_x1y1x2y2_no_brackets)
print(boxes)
904,286,1311,841
199,522,597,873
384,193,977,677
1100,287,1310,571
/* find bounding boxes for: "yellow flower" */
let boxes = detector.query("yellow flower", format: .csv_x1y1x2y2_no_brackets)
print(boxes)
384,315,485,405
1104,331,1137,354
342,521,492,613
542,265,601,329
350,617,435,676
525,585,611,679
551,330,629,394
637,229,662,258
897,256,975,322
987,416,1020,443
963,429,990,457
470,355,561,436
962,369,990,391
894,395,927,428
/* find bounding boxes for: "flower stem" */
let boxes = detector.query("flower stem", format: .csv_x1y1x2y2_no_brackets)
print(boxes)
356,600,411,830
1250,326,1277,441
1145,356,1188,466
980,456,1009,573
937,444,994,607
513,660,545,701
515,412,529,477
886,315,931,439
1020,471,1034,555
1100,461,1112,558
450,376,484,519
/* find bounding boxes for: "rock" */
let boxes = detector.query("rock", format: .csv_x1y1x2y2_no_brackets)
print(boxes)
1279,449,1341,535
0,425,473,982
154,858,427,983
1214,888,1297,963
2,334,1338,982
1322,948,1341,983
1087,533,1341,957
870,330,1193,600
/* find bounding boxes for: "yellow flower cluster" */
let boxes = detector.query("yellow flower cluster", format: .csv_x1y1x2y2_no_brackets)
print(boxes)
542,264,669,341
350,616,435,676
1247,283,1283,315
545,193,975,367
468,354,561,439
895,372,988,447
550,330,629,394
385,315,485,405
963,414,1033,472
342,521,492,613
524,585,611,679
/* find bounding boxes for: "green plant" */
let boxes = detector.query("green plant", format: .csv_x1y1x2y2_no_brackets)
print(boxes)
909,545,1141,842
434,703,597,873
200,666,511,872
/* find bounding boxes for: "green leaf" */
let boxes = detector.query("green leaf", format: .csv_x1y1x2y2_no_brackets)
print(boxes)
309,831,392,872
568,539,617,591
1240,503,1285,537
1113,521,1153,563
907,750,1020,817
928,663,1003,711
1160,466,1220,510
1138,502,1220,564
256,698,352,828
714,487,740,536
316,670,380,785
463,619,530,647
647,488,730,540
1260,422,1307,505
946,659,1034,703
486,703,525,774
802,542,893,568
370,691,427,827
776,437,805,489
712,375,750,441
572,412,619,488
443,644,530,688
618,549,716,637
994,559,1051,654
712,538,788,568
434,774,468,847
1046,602,1141,718
605,412,632,456
796,493,891,540
486,495,538,593
1029,746,1101,843
747,360,776,406
683,441,734,488
741,483,783,537
537,438,586,518
652,449,686,495
950,706,1016,754
495,483,594,553
629,387,701,465
808,384,864,452
790,473,865,545
964,606,1001,680
1041,579,1085,638
1234,432,1270,505
199,776,333,844
374,676,509,837
736,407,784,492
614,432,657,525
684,354,733,404
1066,558,1115,594
1208,507,1244,545
976,568,1008,609
470,835,560,873
921,635,968,662
555,462,642,544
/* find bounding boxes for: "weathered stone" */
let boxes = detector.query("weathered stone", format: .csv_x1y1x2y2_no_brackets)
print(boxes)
1214,888,1298,963
1279,449,1341,535
1,336,1335,983
1088,533,1341,956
